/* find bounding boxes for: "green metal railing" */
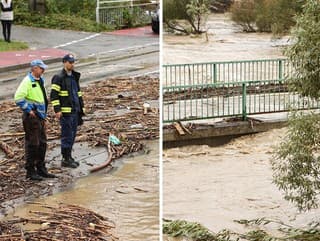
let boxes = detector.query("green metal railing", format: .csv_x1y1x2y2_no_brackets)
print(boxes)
163,59,320,123
163,59,292,86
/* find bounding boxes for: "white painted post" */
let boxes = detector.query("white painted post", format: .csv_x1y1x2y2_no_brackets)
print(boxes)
96,0,100,23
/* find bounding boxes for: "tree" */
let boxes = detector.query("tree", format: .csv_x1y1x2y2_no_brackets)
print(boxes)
272,0,320,211
164,0,210,34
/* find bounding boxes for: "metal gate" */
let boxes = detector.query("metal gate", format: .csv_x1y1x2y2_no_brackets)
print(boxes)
96,0,158,26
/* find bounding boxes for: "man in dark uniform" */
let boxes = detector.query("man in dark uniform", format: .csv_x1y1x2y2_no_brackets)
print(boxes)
50,54,85,168
15,59,56,180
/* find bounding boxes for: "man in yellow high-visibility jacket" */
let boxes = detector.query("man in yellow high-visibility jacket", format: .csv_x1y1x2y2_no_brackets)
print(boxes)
14,59,56,181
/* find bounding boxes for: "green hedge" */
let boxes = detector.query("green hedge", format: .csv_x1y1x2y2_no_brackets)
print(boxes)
13,0,112,32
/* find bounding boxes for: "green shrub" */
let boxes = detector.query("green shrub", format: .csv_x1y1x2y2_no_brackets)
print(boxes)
230,0,304,34
230,0,256,32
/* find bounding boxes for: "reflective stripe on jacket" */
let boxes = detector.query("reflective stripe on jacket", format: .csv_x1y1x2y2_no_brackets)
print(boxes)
50,69,85,115
14,73,47,119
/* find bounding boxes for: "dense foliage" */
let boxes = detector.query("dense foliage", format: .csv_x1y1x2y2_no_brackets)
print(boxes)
230,0,304,34
45,0,96,20
272,0,320,211
272,111,320,211
285,0,320,98
13,0,110,32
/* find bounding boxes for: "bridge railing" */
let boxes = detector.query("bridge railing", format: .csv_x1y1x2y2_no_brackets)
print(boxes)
163,59,320,123
163,59,292,86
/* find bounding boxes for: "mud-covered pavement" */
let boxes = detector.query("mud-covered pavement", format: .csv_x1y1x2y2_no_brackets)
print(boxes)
0,75,159,218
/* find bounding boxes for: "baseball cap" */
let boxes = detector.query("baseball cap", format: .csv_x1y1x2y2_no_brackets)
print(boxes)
62,54,76,63
30,59,48,69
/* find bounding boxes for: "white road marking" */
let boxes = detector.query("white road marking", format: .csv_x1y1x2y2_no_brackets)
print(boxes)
53,33,101,48
93,42,159,56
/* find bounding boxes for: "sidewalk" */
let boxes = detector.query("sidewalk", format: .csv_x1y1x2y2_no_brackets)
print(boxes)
0,48,68,72
0,26,157,72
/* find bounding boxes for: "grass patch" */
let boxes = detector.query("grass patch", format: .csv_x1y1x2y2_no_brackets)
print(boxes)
0,39,28,52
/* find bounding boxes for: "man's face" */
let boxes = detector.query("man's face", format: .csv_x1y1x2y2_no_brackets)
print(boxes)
64,61,75,71
32,66,45,78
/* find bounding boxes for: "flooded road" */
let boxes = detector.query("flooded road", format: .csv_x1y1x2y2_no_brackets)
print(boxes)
163,128,320,239
9,141,159,241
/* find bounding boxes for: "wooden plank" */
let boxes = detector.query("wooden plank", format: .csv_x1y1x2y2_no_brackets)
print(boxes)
173,122,186,135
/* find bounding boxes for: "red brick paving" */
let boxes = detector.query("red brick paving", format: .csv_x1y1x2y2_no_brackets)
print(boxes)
0,48,68,69
108,26,157,37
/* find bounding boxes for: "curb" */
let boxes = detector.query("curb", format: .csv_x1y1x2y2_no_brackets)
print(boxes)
0,57,62,72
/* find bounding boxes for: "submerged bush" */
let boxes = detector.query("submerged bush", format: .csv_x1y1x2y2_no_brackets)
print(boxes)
230,0,304,34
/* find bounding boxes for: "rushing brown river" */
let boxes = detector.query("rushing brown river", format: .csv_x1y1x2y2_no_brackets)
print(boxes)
163,13,287,64
8,140,159,241
163,128,320,240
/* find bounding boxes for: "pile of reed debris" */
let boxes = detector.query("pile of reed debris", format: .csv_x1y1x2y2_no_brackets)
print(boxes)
0,202,117,240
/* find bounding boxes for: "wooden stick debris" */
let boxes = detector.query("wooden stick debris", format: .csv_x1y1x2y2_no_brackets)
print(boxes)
0,203,118,240
173,122,186,135
0,76,158,208
0,141,15,158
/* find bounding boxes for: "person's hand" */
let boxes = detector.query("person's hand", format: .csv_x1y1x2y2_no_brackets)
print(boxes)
55,112,62,119
29,110,36,118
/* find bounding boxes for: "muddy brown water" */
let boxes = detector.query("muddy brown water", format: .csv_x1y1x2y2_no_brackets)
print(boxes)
163,13,288,64
7,140,159,241
162,13,319,241
163,128,320,240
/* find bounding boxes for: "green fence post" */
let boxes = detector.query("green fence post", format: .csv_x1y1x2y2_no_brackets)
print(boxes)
278,60,283,80
213,63,217,83
242,82,247,120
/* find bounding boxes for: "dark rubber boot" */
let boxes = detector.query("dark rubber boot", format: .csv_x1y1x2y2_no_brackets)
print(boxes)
25,145,43,181
26,167,43,181
37,164,57,178
69,148,79,167
36,144,57,178
61,148,78,168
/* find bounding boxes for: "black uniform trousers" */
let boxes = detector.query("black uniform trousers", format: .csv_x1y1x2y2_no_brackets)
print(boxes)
22,112,47,172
